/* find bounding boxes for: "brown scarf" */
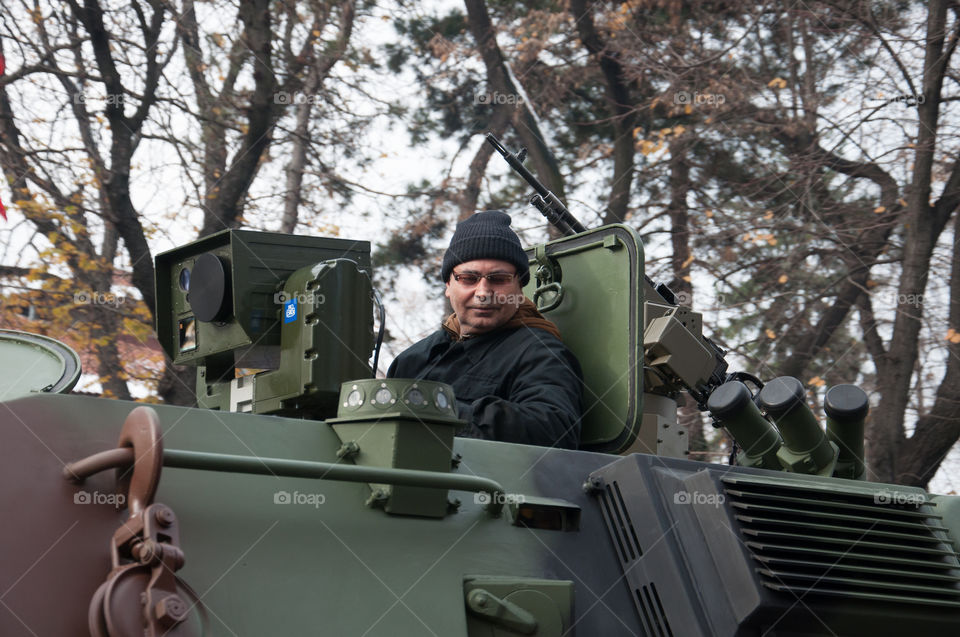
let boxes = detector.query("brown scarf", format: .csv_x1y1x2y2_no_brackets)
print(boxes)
442,297,562,341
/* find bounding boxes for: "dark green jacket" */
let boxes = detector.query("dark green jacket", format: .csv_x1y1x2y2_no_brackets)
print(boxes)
387,326,583,449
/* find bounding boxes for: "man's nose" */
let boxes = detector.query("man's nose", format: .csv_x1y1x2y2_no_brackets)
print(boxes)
474,278,495,299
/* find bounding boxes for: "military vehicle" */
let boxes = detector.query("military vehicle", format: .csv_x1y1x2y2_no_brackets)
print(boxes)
0,136,958,636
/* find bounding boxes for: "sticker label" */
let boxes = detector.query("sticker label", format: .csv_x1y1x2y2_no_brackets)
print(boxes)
283,298,298,323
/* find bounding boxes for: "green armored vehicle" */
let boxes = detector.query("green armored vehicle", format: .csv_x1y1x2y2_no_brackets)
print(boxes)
1,139,959,636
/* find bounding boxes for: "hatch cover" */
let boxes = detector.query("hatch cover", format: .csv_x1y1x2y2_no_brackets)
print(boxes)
0,329,81,401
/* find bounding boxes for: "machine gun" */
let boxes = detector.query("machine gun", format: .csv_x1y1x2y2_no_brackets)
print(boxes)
485,133,587,236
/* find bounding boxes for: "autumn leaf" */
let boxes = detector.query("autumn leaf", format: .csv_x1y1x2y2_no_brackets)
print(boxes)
778,274,788,284
638,139,663,156
874,206,886,213
765,329,777,339
681,254,695,268
768,77,787,89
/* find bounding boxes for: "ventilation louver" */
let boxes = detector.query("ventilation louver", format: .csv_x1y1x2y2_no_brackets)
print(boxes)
721,475,960,608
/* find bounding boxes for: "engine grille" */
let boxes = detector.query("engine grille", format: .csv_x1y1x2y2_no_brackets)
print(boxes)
721,475,960,607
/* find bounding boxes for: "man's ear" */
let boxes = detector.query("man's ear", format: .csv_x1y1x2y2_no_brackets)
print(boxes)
444,281,451,299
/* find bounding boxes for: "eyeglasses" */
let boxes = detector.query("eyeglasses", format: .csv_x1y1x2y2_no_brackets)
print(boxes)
452,271,517,287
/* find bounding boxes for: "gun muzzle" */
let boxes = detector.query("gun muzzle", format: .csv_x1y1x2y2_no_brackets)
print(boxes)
707,380,782,470
758,376,838,476
824,384,869,480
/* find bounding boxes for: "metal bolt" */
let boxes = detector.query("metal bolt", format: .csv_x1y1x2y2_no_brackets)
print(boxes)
582,476,604,494
135,540,156,564
365,489,389,508
475,593,488,608
155,507,175,527
155,595,188,628
337,441,360,459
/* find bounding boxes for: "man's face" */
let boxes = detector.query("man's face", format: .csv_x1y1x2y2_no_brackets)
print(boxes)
445,259,523,336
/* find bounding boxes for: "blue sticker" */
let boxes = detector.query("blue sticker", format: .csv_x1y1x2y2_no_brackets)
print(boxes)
283,298,298,323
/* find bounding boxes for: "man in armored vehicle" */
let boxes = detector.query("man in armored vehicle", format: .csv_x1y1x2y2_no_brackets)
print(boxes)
387,210,583,449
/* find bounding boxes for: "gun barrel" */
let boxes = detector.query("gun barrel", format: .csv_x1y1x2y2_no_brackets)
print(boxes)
485,133,550,198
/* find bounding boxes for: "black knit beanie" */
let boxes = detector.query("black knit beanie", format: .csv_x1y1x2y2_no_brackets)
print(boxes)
441,211,530,285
